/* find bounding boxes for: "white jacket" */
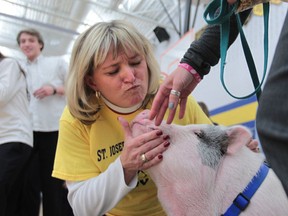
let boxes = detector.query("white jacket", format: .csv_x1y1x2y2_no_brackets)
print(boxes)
0,58,33,146
19,55,68,131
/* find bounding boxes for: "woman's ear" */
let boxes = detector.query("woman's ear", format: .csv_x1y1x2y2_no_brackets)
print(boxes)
85,75,98,91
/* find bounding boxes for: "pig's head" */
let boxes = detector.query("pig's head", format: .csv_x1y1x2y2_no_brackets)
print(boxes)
131,110,254,184
131,110,264,215
131,110,253,163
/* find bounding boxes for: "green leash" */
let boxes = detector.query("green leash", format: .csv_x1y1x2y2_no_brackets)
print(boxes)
203,0,270,101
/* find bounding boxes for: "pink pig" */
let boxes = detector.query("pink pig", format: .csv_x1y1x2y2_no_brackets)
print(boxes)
131,110,288,216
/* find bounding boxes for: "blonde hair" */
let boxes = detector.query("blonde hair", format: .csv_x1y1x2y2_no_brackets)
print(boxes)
66,20,160,124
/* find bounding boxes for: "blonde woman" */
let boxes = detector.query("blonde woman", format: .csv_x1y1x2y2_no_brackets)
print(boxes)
52,20,211,216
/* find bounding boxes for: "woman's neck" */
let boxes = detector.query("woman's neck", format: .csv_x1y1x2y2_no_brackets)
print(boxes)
101,96,142,114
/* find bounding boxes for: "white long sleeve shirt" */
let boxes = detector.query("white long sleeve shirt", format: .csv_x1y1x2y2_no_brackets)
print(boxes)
66,157,137,216
19,55,68,131
0,58,33,147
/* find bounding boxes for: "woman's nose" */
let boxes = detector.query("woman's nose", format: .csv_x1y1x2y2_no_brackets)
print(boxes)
121,66,136,83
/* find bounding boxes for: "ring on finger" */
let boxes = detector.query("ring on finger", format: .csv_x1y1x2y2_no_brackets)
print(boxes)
170,89,181,97
140,153,148,163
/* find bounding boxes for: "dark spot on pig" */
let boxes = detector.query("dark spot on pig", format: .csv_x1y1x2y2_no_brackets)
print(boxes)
194,131,204,139
196,126,229,169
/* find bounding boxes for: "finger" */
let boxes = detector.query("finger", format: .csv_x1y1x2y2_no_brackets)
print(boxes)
149,87,167,121
154,97,169,126
247,139,258,150
34,92,42,98
251,148,260,153
141,154,164,170
165,89,181,124
118,117,133,139
166,104,177,124
178,97,188,119
136,129,166,149
168,92,180,110
140,139,169,169
33,89,40,96
145,139,169,158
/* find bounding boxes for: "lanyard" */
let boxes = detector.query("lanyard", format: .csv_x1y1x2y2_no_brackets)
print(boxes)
203,0,270,101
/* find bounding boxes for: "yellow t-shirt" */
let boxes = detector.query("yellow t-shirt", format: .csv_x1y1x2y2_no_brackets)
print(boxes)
52,96,211,215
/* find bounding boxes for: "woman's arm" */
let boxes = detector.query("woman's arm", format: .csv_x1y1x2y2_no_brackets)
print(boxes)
66,157,137,216
181,8,252,78
149,9,252,126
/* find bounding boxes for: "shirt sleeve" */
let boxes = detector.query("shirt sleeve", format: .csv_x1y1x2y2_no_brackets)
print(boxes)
52,110,99,181
56,57,68,85
66,157,137,216
0,59,22,106
180,9,252,78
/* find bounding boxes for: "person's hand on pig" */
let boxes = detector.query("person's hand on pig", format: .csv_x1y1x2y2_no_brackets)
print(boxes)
149,0,251,127
246,139,260,153
118,116,170,185
149,67,199,126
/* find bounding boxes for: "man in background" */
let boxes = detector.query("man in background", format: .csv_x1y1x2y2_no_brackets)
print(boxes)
17,28,73,216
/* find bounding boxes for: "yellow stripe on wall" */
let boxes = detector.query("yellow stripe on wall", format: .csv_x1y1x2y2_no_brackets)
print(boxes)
210,102,258,126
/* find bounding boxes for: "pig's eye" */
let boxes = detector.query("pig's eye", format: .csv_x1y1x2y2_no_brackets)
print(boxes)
194,131,204,139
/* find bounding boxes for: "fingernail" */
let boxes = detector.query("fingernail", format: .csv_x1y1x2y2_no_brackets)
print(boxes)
168,102,174,109
158,155,163,160
156,130,163,136
164,141,170,147
163,135,170,140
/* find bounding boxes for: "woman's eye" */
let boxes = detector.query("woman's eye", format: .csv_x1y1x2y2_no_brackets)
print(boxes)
108,70,118,75
130,61,141,66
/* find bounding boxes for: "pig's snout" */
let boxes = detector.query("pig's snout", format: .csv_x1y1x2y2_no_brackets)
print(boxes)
131,119,154,132
131,111,155,136
133,109,150,122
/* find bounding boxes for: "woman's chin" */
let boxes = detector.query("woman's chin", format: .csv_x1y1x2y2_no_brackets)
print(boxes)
129,95,145,105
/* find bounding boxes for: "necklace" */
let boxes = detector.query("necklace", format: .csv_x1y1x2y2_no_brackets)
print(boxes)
101,96,142,114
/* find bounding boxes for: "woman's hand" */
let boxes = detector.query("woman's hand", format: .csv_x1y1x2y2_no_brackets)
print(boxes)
247,139,260,153
118,117,170,184
149,67,198,126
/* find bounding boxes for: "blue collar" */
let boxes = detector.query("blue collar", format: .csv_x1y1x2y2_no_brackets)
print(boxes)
222,163,269,216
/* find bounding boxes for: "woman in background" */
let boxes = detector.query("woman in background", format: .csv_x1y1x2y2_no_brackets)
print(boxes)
0,52,33,216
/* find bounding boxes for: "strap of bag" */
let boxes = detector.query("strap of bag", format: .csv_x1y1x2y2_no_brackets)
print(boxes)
203,0,270,101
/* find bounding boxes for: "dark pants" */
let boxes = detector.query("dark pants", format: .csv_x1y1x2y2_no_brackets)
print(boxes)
21,131,73,216
256,11,288,196
0,142,32,216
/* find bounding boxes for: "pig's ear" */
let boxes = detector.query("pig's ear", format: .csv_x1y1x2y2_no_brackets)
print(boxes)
226,126,252,154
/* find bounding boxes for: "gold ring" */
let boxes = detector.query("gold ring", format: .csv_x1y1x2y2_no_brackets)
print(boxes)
170,89,181,97
140,153,148,163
